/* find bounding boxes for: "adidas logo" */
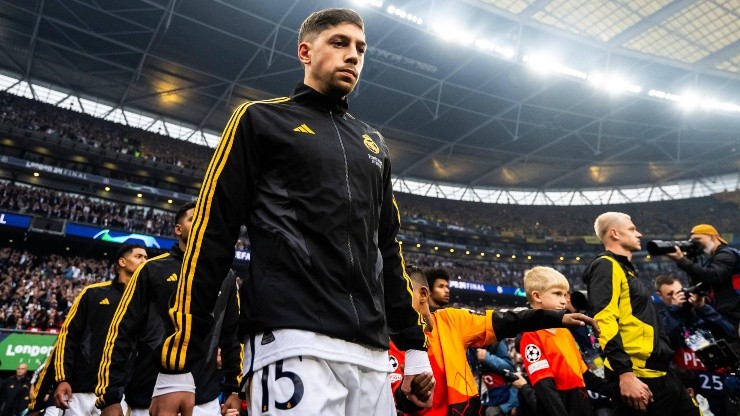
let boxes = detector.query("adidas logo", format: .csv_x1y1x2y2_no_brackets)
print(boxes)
99,298,110,305
293,124,315,134
167,273,177,282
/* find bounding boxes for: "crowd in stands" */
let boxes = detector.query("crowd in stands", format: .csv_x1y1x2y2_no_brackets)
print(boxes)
396,192,738,238
0,244,680,333
0,178,726,292
403,251,677,291
0,248,115,331
0,181,176,237
1,90,737,244
0,91,213,171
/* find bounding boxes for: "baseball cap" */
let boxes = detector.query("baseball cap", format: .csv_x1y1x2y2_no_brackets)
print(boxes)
690,224,727,244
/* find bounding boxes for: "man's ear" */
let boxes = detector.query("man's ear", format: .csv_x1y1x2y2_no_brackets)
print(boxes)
419,286,429,303
298,42,311,65
117,257,126,269
174,223,182,238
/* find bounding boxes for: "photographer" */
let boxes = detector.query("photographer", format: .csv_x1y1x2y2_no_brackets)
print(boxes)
654,275,736,351
666,224,740,327
655,274,737,416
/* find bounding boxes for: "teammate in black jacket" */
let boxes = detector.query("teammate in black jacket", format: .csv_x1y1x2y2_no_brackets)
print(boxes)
53,244,147,416
151,8,434,416
95,202,241,416
28,349,57,416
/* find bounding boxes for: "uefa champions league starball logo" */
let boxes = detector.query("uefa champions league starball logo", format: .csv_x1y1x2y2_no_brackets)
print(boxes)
524,344,541,363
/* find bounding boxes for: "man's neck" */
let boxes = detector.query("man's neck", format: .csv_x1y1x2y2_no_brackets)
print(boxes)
118,273,130,285
605,245,632,260
429,300,447,309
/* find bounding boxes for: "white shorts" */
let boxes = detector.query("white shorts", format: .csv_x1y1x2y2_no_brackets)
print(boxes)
246,356,394,416
64,392,101,416
43,406,59,416
126,398,219,416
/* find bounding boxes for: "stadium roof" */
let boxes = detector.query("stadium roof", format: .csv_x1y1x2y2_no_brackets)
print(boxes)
0,0,738,198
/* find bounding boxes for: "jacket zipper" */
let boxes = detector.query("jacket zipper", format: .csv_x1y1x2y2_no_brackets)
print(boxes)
330,110,361,339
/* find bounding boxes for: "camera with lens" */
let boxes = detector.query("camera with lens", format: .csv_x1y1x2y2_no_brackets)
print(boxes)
646,239,703,257
681,282,711,297
502,368,528,383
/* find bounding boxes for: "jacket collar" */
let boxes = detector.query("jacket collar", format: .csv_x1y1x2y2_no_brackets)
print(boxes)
170,244,185,259
291,83,349,115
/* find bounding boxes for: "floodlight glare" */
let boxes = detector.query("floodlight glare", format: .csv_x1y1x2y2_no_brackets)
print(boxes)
701,99,740,113
678,92,699,110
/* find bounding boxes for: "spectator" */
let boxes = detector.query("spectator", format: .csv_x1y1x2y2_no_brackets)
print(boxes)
0,363,31,416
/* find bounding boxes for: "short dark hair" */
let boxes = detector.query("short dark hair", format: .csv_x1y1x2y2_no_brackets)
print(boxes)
114,243,145,269
426,268,450,288
175,201,197,224
405,264,427,289
569,291,590,311
655,274,678,291
298,8,364,44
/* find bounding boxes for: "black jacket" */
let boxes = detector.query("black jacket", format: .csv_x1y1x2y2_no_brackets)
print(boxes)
583,252,673,377
0,374,30,416
161,84,426,373
676,244,740,326
95,246,241,409
54,279,127,393
28,350,56,412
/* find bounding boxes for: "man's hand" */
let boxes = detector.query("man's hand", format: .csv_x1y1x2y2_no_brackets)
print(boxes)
666,246,684,261
562,313,600,336
511,373,528,389
101,403,124,416
689,293,706,308
220,393,241,416
476,348,488,362
54,381,73,410
619,372,652,412
673,289,687,306
149,391,195,416
401,372,435,408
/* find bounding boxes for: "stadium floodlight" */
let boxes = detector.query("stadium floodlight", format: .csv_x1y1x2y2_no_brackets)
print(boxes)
678,92,700,111
589,73,640,94
33,172,39,177
432,21,473,44
523,54,588,80
104,186,111,192
648,89,681,102
386,4,422,24
701,99,740,113
474,38,516,59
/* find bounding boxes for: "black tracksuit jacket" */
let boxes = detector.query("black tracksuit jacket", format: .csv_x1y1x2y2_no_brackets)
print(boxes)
28,349,56,412
95,245,241,409
160,83,426,374
54,279,127,393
